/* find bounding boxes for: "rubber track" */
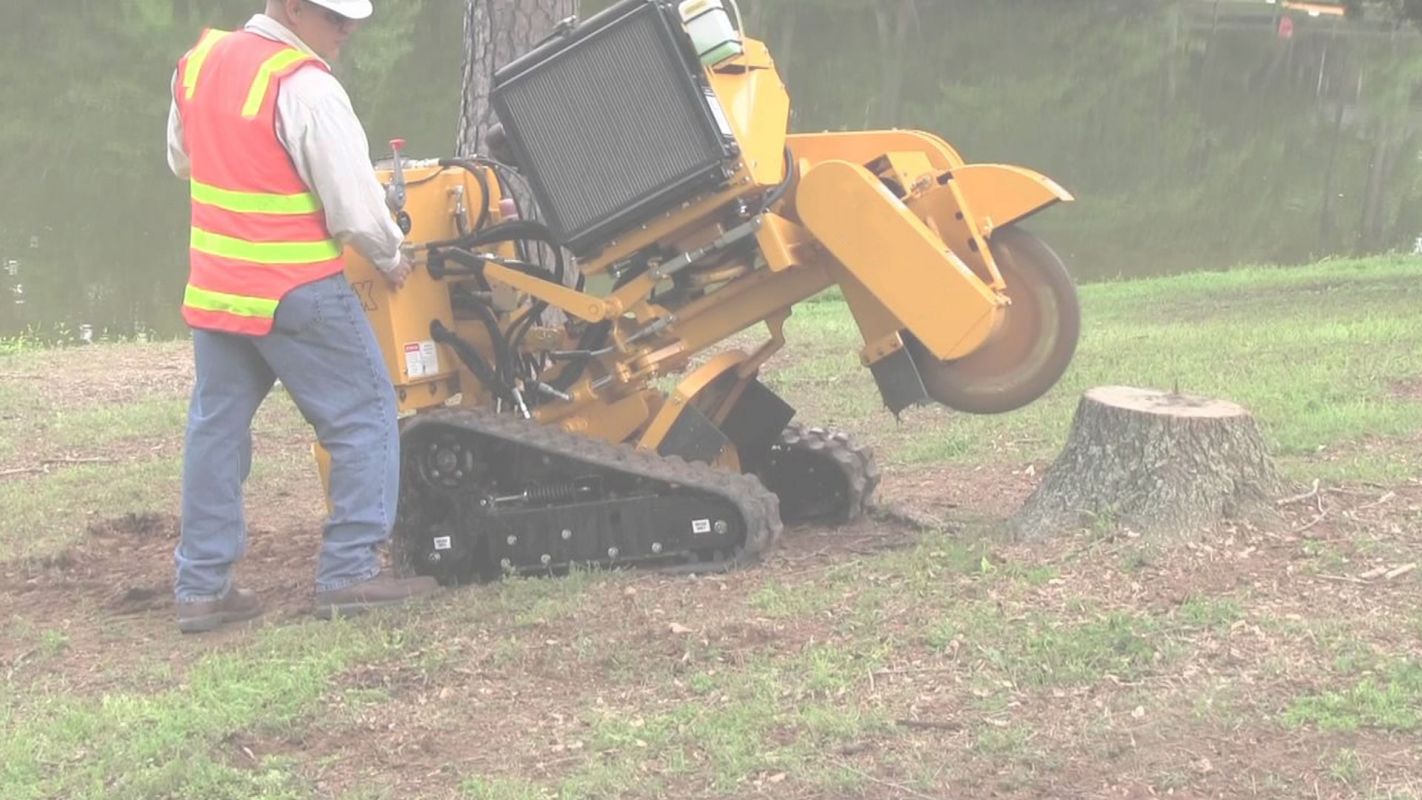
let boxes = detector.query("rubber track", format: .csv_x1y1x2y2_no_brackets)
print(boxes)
775,424,883,524
401,407,784,566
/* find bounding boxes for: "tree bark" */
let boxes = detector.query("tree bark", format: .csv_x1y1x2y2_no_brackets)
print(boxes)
1011,386,1284,541
457,0,578,157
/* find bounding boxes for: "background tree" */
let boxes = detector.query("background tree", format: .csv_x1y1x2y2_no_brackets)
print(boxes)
457,0,579,156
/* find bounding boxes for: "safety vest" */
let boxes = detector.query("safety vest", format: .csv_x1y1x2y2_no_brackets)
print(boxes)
174,29,346,336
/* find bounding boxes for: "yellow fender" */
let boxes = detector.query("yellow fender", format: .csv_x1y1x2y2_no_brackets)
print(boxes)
952,163,1073,234
796,159,1003,362
788,130,1073,240
789,129,967,171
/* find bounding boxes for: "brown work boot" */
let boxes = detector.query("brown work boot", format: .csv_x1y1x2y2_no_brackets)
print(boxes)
177,586,263,634
312,572,440,620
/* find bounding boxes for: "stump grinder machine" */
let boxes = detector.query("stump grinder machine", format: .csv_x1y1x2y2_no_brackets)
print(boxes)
320,0,1080,584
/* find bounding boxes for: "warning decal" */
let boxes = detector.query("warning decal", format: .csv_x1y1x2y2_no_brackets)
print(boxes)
403,340,440,378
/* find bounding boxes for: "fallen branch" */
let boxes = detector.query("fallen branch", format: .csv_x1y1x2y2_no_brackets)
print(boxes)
896,718,963,732
1292,507,1329,534
868,503,950,532
1276,479,1321,507
1324,486,1384,498
1385,563,1417,581
1,456,118,479
0,467,42,478
872,666,959,677
1357,491,1396,511
1314,574,1366,585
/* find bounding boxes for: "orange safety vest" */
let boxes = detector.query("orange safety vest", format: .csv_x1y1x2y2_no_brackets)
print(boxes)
174,29,346,336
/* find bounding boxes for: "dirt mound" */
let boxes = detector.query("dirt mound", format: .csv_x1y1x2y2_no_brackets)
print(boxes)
86,511,174,540
1391,376,1422,401
0,512,327,625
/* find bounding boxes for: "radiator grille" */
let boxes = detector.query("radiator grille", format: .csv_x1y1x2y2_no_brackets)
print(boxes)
492,1,734,253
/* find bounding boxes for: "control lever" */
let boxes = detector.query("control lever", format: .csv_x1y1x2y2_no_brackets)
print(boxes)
386,138,412,234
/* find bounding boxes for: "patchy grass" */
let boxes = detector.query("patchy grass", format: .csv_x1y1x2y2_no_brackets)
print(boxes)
1284,660,1422,733
0,458,181,561
46,396,187,451
0,619,414,800
1,256,1421,798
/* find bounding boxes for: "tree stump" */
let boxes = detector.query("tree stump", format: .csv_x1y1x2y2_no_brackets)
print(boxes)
1011,386,1283,540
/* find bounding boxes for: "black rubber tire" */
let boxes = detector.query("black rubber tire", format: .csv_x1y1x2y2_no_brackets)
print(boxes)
910,226,1080,415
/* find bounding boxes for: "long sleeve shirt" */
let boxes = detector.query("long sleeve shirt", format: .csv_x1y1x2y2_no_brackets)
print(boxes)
167,14,403,274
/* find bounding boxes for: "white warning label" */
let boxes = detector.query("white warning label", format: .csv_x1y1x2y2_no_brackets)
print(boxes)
705,93,733,137
692,519,712,535
433,536,452,551
403,340,440,378
420,340,439,374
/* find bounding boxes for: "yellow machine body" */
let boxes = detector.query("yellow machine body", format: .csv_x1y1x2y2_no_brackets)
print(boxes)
316,13,1079,573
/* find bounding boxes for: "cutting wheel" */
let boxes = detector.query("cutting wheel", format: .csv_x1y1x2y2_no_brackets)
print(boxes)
910,226,1080,414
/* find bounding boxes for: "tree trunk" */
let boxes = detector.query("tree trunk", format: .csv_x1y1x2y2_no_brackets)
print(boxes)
1356,117,1396,253
1011,386,1283,541
871,0,915,126
457,0,578,157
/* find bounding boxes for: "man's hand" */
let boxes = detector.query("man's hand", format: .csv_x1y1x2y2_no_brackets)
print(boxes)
382,246,415,289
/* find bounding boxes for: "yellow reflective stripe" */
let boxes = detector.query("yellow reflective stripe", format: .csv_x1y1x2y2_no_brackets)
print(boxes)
191,228,342,264
183,284,279,320
191,180,321,215
182,29,232,101
242,49,313,119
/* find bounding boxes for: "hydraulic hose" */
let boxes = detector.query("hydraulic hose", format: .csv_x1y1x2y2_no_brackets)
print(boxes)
760,147,796,214
430,320,513,405
437,158,492,233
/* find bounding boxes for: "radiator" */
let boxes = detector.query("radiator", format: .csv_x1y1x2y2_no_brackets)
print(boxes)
491,0,740,254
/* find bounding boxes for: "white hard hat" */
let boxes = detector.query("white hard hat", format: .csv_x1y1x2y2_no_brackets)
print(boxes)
306,0,373,20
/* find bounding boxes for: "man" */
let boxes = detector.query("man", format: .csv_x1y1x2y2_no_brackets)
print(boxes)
166,0,438,633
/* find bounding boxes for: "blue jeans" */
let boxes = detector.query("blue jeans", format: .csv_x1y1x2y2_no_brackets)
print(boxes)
174,273,399,602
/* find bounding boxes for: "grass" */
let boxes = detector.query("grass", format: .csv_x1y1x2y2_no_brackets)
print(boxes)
1284,660,1422,733
563,642,887,796
768,254,1422,480
46,397,187,450
926,603,1165,688
1,255,1421,798
0,619,414,800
